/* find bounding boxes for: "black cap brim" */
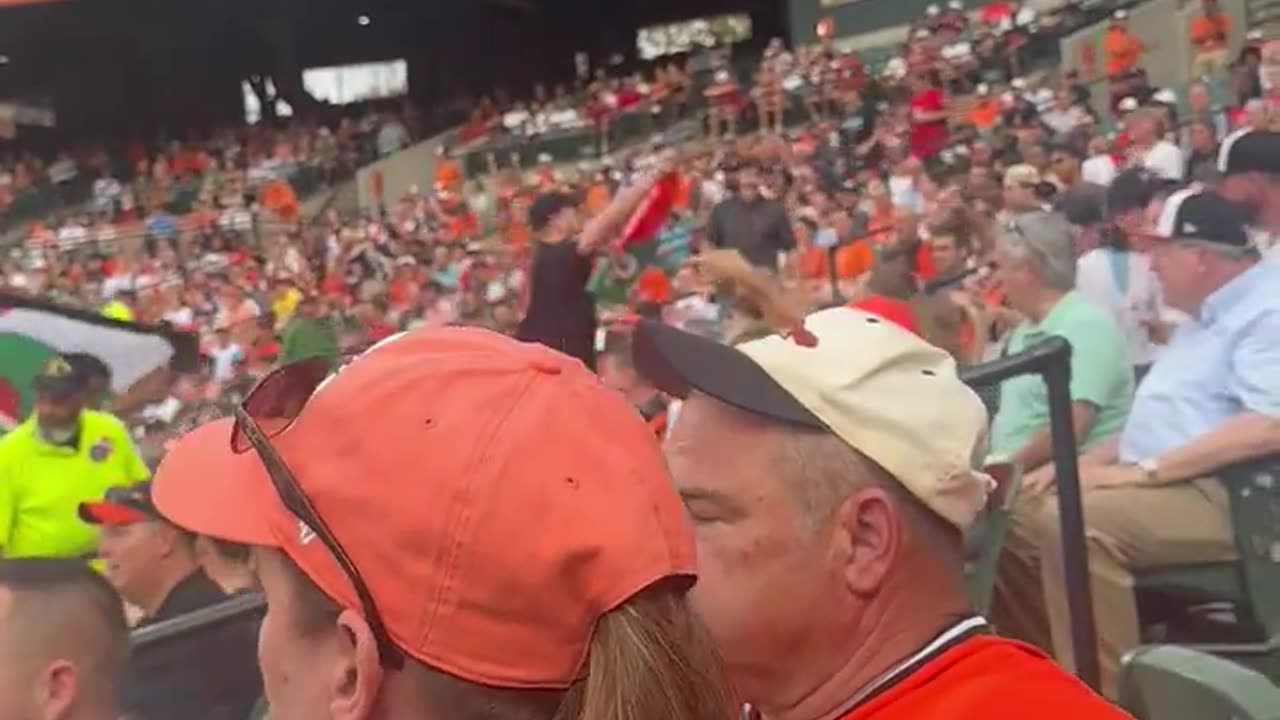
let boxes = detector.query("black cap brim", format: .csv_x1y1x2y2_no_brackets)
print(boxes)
632,320,825,429
32,376,84,400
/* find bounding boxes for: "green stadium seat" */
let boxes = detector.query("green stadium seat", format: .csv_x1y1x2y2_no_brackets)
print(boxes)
1118,645,1280,720
1134,455,1280,680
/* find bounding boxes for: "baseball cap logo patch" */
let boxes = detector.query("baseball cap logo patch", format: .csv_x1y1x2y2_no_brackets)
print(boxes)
44,356,73,378
298,519,317,545
782,322,819,348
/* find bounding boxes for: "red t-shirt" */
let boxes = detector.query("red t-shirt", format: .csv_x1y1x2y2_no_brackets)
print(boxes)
909,89,948,160
840,635,1129,720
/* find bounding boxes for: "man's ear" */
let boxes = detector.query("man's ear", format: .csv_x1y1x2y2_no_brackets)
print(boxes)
328,608,384,720
834,486,900,597
36,660,79,720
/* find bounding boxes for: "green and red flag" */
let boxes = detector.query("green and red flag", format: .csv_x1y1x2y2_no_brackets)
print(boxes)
588,173,693,306
0,294,199,432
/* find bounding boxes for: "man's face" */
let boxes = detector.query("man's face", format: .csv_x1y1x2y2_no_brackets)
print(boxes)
1149,241,1205,313
98,521,170,607
1050,152,1079,182
737,169,760,199
930,233,963,273
1004,182,1037,210
666,394,855,703
1183,123,1211,153
993,241,1036,312
34,393,84,442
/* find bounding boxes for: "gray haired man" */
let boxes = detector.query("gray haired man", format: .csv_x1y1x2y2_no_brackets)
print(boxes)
985,211,1135,476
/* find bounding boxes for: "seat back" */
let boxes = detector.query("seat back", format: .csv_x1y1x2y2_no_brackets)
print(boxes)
1220,454,1280,639
1119,645,1280,720
965,461,1021,614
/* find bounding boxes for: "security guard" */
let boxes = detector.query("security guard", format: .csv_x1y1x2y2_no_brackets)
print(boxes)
0,355,149,559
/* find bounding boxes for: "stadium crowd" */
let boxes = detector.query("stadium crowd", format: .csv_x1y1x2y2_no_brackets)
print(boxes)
1,0,1279,718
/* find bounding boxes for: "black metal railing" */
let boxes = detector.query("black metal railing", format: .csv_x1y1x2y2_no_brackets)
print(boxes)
961,335,1100,691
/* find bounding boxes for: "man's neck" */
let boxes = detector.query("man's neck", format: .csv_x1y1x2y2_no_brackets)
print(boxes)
765,604,971,720
139,563,199,618
1023,289,1066,324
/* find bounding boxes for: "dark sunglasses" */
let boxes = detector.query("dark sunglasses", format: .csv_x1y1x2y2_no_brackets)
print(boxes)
230,357,404,670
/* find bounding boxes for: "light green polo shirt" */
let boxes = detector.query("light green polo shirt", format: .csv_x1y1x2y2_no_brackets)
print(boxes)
0,410,150,559
989,291,1135,461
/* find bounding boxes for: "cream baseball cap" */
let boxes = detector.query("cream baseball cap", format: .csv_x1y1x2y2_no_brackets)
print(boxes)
634,307,993,528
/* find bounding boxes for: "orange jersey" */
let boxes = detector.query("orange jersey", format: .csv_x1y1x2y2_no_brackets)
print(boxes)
840,635,1128,720
1103,28,1143,77
1189,14,1230,52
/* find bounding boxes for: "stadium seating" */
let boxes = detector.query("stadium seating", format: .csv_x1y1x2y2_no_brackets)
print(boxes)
1119,645,1280,720
1135,454,1280,681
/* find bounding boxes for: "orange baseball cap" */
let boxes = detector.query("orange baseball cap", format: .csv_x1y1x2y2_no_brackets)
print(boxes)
151,327,695,688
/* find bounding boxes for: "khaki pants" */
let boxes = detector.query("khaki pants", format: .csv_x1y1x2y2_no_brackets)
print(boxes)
1192,48,1230,79
992,477,1235,698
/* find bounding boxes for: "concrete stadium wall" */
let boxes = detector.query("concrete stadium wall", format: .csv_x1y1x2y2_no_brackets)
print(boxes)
354,129,460,212
1056,0,1248,100
786,0,1063,47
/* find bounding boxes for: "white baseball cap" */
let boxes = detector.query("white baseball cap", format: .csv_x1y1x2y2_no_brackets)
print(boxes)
634,307,993,528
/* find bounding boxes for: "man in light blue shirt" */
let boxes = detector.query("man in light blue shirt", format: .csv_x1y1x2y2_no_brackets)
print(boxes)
994,190,1280,697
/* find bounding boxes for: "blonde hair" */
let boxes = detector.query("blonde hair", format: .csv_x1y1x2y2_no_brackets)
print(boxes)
287,562,734,720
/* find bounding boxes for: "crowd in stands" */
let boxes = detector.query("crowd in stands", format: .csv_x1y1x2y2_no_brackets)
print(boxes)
1,0,1279,718
0,103,424,241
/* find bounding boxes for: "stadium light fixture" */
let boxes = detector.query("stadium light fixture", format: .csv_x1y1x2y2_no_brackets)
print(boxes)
357,14,371,27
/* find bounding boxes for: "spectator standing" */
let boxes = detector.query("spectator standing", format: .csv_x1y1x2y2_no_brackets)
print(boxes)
80,482,262,720
987,212,1134,470
631,307,1129,719
908,71,950,161
516,155,673,369
0,357,149,559
999,190,1280,697
1103,11,1147,112
1188,0,1232,79
707,162,797,271
150,328,732,720
0,559,128,720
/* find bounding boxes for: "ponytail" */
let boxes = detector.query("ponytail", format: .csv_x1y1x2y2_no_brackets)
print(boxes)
556,581,736,720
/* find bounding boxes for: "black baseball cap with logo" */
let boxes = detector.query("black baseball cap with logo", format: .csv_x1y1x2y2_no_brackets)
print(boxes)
1150,189,1253,248
79,482,159,527
31,355,88,400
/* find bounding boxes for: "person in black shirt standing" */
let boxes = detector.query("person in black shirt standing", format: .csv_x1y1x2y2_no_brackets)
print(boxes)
80,483,261,720
706,161,797,271
515,153,675,370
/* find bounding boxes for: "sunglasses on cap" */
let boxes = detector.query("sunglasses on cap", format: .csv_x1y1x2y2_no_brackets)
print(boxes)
230,357,405,670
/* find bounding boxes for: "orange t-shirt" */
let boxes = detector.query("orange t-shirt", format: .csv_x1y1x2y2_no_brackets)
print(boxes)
841,635,1129,720
969,101,1001,131
1189,14,1230,53
800,242,875,281
1104,29,1143,77
435,159,463,192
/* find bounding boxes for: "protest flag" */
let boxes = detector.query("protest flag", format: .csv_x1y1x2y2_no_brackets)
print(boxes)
0,293,199,431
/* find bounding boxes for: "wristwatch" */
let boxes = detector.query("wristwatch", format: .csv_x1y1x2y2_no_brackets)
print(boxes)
1137,458,1161,484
